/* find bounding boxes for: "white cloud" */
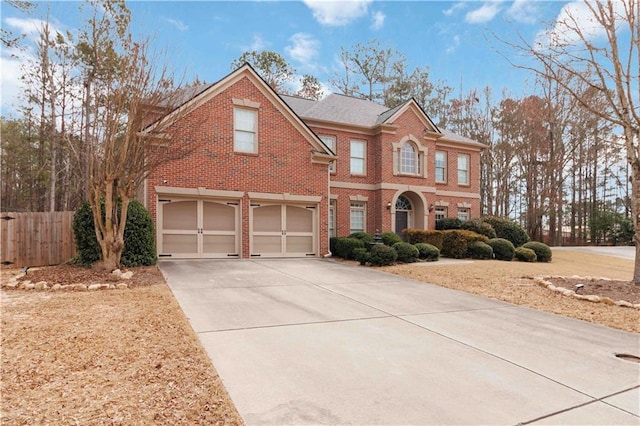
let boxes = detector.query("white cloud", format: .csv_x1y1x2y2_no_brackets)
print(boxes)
285,33,320,68
245,34,268,51
506,0,539,24
465,2,502,24
163,18,188,31
446,35,461,54
443,2,465,17
371,11,385,30
534,0,625,50
0,52,26,116
303,0,372,26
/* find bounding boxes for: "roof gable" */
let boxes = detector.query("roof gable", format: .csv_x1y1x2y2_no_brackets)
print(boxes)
144,64,335,159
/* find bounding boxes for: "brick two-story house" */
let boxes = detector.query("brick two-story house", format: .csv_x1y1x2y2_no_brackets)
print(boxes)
144,64,484,259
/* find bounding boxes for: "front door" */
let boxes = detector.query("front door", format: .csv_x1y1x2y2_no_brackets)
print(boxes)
395,211,408,236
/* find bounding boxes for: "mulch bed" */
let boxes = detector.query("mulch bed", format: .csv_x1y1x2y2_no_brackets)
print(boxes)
546,277,640,304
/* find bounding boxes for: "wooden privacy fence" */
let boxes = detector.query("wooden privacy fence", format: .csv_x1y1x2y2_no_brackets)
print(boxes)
1,211,76,267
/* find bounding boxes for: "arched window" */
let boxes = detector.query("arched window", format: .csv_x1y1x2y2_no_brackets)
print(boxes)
400,142,418,174
395,195,412,211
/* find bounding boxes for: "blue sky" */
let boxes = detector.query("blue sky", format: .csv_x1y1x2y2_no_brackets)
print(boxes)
1,1,571,116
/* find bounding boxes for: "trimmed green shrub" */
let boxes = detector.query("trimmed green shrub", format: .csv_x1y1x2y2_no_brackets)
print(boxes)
380,231,402,246
515,247,537,262
330,237,339,255
403,229,444,249
368,244,397,266
436,217,463,230
480,216,529,247
523,241,552,262
441,230,469,259
73,202,102,266
414,243,440,261
353,247,370,265
73,200,157,267
334,237,365,259
488,238,515,261
467,241,493,260
392,242,419,263
461,218,497,239
348,231,374,245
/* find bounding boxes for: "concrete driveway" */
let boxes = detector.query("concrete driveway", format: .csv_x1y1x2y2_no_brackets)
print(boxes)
160,259,640,425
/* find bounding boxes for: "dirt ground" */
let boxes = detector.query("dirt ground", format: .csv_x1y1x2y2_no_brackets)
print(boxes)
0,265,243,425
1,250,639,424
383,250,640,334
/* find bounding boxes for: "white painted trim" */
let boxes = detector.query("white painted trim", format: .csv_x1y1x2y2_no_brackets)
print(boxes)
232,98,260,108
349,194,369,202
247,192,322,203
435,190,480,199
155,186,245,199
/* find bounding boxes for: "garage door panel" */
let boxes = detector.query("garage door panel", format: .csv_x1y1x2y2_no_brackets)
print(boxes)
253,235,283,253
163,201,197,230
162,234,198,255
285,235,313,253
203,235,236,254
203,202,236,231
253,205,281,232
286,206,313,232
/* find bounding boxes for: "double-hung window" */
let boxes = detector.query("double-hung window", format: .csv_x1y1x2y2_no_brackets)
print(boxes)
457,154,469,185
320,135,336,173
435,151,447,183
435,206,447,221
400,142,418,174
329,200,336,238
457,208,469,222
234,108,257,153
350,202,366,233
350,140,366,175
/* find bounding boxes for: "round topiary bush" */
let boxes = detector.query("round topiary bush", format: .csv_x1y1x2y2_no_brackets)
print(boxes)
380,231,402,246
414,243,440,261
441,230,469,259
353,247,370,265
522,241,552,262
392,242,419,263
515,247,537,262
467,241,493,260
480,216,530,247
436,217,463,230
488,238,515,261
368,244,397,266
334,237,365,259
72,200,157,267
461,219,497,239
348,231,374,245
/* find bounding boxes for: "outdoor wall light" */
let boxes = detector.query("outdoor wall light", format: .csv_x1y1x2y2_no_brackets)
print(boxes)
386,202,392,210
429,204,435,212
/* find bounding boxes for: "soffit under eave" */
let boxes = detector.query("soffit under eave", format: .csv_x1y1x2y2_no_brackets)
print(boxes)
435,138,488,151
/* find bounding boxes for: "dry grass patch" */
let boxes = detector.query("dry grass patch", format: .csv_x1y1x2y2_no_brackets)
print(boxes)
382,250,640,334
1,267,243,425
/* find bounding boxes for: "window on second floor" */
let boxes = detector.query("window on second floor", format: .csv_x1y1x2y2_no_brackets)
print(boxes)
234,108,257,153
320,135,336,173
457,154,469,185
435,151,447,183
400,142,419,174
350,140,366,175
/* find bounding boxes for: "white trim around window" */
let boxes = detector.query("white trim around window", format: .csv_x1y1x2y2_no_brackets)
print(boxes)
350,139,366,175
392,135,427,177
435,151,447,183
234,107,258,153
319,135,337,173
457,207,469,221
349,201,366,233
457,153,470,185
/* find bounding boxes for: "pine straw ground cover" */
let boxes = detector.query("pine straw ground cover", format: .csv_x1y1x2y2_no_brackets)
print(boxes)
0,265,243,425
383,249,640,334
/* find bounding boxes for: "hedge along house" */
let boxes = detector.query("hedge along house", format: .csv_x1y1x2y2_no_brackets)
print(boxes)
280,93,486,239
144,64,484,259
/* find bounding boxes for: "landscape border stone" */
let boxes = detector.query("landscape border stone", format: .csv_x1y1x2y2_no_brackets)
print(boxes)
533,275,640,310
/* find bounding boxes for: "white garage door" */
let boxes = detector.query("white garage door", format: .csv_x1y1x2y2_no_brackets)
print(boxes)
250,203,316,257
159,198,240,258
